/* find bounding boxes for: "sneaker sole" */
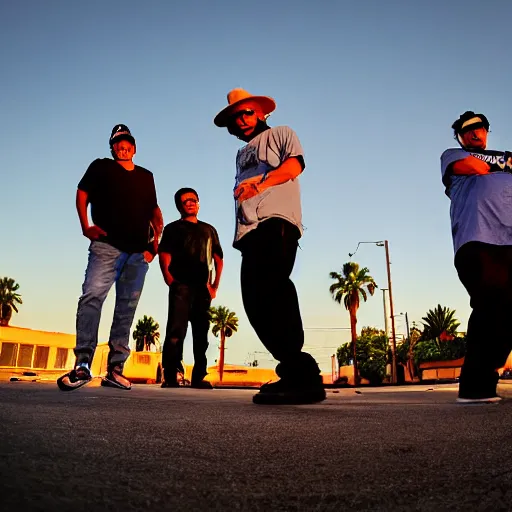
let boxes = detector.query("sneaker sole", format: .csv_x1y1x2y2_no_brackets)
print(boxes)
456,396,502,404
253,389,326,405
101,378,131,390
57,374,92,392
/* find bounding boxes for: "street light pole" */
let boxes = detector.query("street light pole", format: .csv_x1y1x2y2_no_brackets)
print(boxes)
348,239,398,384
382,288,389,337
384,240,397,384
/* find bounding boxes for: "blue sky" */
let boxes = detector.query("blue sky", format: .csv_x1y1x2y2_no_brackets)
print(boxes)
2,0,511,372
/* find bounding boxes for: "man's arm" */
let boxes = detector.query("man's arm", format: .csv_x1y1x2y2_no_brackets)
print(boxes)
451,156,490,175
158,252,174,287
76,189,106,240
234,157,303,202
151,206,164,241
211,253,224,290
147,206,164,256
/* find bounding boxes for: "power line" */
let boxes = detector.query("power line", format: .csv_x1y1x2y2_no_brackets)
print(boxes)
304,327,351,331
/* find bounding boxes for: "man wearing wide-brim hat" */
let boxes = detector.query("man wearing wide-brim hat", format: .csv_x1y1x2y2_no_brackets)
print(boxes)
214,88,325,405
441,111,512,404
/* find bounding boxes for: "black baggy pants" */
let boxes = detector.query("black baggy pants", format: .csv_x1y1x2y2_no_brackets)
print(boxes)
455,242,512,398
238,218,321,384
162,283,211,384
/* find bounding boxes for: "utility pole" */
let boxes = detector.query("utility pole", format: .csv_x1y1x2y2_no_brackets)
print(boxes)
382,288,389,337
405,312,410,341
384,240,397,384
347,240,398,384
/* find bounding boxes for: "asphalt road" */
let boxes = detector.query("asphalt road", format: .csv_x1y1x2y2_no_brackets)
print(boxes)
1,381,512,511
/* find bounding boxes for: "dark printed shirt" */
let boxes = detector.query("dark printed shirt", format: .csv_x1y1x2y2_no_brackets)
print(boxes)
440,148,512,254
158,220,223,286
78,158,158,253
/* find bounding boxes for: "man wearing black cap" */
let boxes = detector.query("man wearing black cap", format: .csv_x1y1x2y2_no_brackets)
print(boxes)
57,124,163,391
441,111,512,403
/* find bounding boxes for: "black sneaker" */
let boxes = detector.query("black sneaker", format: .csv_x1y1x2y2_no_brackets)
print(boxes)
253,378,326,405
101,369,131,390
191,380,213,389
161,380,180,388
57,365,92,391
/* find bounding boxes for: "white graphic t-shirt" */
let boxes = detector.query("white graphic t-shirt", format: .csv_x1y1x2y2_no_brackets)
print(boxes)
233,125,304,246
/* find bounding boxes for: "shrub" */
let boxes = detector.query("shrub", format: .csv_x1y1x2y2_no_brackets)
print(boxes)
337,332,388,385
413,337,466,365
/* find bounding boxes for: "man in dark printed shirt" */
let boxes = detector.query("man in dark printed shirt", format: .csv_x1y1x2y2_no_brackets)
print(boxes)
441,111,512,404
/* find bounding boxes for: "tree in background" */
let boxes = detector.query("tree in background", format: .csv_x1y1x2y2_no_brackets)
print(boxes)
209,305,238,382
337,327,388,385
421,304,460,341
133,315,160,352
329,262,377,385
0,277,23,327
396,326,422,380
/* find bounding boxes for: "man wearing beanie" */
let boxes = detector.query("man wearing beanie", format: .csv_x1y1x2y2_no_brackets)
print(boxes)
57,124,163,391
214,88,325,405
441,111,512,403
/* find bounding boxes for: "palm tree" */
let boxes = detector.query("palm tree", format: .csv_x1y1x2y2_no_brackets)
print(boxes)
0,277,23,326
208,305,239,382
329,262,377,386
133,315,160,352
421,305,460,341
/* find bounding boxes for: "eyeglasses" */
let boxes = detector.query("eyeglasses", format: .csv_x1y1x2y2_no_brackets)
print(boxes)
182,198,198,205
230,109,255,121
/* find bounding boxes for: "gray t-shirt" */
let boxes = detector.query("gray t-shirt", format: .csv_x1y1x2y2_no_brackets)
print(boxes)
441,147,512,254
233,125,304,246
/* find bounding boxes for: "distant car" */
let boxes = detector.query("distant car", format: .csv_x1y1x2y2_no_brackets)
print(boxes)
500,369,512,380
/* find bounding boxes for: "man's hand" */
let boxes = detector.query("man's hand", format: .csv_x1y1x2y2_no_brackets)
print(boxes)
234,182,260,202
207,283,217,300
83,225,107,241
143,251,155,263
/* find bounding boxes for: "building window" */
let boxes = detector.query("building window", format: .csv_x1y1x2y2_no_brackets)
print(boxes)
33,346,49,369
0,343,18,366
54,348,69,369
136,354,151,365
17,344,34,368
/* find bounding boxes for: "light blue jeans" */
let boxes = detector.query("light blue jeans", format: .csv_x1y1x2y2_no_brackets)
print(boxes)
75,241,149,371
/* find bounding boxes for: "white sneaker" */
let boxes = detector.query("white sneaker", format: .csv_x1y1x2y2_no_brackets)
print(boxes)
456,396,502,404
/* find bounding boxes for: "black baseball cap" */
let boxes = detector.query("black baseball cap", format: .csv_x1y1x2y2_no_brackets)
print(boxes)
451,111,490,135
109,124,136,146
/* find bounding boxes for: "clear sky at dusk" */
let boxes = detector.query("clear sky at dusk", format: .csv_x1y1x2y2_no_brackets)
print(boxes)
2,0,511,371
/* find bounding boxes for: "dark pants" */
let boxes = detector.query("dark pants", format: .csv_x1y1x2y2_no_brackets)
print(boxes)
455,242,512,398
238,218,321,384
162,283,211,384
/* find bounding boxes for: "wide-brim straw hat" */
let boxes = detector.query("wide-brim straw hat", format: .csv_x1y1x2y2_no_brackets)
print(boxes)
214,88,276,127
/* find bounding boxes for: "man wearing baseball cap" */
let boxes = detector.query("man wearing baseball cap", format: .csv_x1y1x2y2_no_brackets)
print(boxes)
57,124,163,391
214,88,325,405
441,111,512,403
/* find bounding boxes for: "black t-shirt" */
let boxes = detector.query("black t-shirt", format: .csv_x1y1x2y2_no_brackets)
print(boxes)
158,220,223,286
78,158,158,253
